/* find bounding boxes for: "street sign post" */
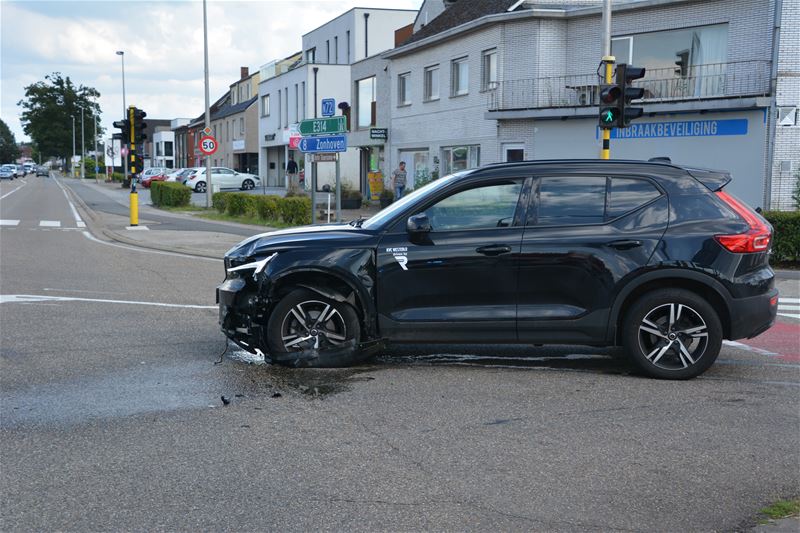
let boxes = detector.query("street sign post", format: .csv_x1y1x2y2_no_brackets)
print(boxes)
299,116,347,136
198,135,218,156
297,135,347,153
321,98,335,117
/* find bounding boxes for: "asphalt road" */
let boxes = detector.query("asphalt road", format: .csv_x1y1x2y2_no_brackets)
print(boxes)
1,175,798,532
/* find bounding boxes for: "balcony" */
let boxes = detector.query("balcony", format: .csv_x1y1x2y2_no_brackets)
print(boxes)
486,60,771,111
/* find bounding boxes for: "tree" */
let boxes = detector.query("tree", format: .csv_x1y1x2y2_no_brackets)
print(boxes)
0,118,20,163
17,73,104,163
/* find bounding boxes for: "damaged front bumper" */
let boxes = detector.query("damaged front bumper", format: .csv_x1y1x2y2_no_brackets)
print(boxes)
217,276,269,354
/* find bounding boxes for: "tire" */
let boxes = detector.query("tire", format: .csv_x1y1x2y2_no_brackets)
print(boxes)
265,288,365,368
623,288,722,379
194,181,207,193
241,179,254,190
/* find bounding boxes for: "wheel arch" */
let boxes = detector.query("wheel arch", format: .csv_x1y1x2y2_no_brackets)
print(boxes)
268,267,377,338
610,269,733,344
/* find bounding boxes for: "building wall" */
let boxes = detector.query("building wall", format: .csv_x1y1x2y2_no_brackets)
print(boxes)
388,24,503,188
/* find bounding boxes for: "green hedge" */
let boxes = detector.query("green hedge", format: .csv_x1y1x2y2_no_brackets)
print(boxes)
212,192,310,226
764,211,800,263
151,181,191,207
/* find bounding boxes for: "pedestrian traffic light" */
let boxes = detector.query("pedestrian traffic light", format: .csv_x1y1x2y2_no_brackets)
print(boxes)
598,82,622,129
617,64,646,128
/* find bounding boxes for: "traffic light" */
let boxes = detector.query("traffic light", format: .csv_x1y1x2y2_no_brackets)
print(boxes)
112,118,130,145
131,107,147,145
617,64,646,128
127,107,147,176
598,82,622,129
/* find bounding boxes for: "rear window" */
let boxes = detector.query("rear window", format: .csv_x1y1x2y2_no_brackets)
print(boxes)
607,178,661,218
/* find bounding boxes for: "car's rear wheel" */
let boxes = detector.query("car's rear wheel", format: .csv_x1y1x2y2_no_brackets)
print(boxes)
266,288,365,367
623,289,722,379
194,181,206,193
241,178,254,190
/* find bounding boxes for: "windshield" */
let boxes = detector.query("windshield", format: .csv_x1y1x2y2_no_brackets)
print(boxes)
361,171,472,230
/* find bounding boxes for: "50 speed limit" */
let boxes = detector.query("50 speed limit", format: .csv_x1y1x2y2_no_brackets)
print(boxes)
198,135,218,155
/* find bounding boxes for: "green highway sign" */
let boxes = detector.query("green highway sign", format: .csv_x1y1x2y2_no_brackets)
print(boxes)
299,116,347,136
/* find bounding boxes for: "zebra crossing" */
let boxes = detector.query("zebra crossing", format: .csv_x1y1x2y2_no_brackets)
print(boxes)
0,219,86,230
778,297,800,320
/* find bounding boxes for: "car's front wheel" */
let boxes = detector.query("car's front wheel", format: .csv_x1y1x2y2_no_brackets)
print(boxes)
241,178,254,190
266,288,365,367
194,181,207,193
623,289,722,379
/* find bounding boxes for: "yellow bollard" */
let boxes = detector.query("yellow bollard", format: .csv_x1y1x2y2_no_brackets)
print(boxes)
130,191,139,226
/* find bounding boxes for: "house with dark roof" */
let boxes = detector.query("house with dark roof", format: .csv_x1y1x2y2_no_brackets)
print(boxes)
381,0,796,210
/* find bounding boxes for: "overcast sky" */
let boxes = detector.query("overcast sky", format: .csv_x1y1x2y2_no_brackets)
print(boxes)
1,0,421,143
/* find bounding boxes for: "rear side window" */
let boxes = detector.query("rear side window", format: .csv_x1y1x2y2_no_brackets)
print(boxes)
537,176,606,225
607,178,661,219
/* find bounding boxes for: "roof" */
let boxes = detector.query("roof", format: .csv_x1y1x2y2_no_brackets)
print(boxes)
211,96,258,121
405,0,519,45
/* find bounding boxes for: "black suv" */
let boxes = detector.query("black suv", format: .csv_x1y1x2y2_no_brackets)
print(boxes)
218,160,778,379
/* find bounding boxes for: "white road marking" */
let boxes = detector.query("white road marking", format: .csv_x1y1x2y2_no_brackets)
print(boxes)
0,181,26,200
126,226,149,231
39,220,61,227
80,231,219,262
43,287,126,295
53,177,85,226
0,294,216,309
723,340,780,357
778,312,800,320
0,219,20,226
779,298,800,304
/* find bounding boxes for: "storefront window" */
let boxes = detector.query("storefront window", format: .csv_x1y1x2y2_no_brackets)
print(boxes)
441,145,480,175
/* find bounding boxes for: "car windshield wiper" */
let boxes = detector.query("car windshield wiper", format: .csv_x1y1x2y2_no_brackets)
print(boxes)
349,216,366,227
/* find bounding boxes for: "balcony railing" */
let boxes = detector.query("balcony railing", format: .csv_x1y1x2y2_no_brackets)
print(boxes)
487,60,771,111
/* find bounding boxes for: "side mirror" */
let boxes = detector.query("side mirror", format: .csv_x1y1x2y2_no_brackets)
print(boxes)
407,213,431,234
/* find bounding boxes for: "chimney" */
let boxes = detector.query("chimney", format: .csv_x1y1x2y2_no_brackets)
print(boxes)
240,66,249,79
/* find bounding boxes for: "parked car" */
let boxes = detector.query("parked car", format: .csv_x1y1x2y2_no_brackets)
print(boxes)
0,165,15,180
218,159,778,379
165,168,188,182
140,167,167,181
141,173,167,188
185,167,260,193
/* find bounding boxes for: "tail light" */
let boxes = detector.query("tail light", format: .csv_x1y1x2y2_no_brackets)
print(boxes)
714,191,771,253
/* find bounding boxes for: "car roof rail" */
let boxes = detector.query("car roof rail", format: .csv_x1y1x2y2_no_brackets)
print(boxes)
648,157,672,163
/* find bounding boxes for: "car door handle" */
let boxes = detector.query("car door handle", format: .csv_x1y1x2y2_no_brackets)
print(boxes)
476,244,512,256
605,239,642,250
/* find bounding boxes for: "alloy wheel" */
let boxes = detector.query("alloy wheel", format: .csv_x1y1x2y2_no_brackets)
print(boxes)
279,299,348,351
637,303,709,371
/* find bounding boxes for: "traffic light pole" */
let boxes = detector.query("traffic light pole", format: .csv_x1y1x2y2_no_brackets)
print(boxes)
601,55,614,160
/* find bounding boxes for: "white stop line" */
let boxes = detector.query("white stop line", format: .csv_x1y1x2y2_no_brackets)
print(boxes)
0,294,216,309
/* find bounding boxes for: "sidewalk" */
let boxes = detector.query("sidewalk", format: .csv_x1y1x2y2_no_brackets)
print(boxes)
60,175,381,259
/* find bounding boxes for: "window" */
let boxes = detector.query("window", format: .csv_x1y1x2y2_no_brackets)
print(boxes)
326,40,330,63
301,82,306,118
294,84,299,123
357,76,376,129
611,24,728,97
346,30,351,63
156,143,163,156
239,117,244,135
482,49,497,90
277,90,282,127
607,178,661,218
424,65,439,101
306,47,316,63
165,141,173,157
536,176,606,226
334,36,339,63
398,72,410,105
441,145,480,174
451,57,469,96
262,94,270,116
425,181,523,231
226,121,230,142
283,87,288,127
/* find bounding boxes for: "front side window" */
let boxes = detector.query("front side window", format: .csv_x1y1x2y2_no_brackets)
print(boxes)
482,49,497,90
424,180,523,232
398,72,410,105
424,65,439,101
357,76,376,129
441,145,480,175
451,57,469,96
537,176,606,226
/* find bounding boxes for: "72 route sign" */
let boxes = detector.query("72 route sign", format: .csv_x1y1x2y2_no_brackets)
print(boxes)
299,116,347,136
321,98,335,117
198,135,218,155
297,135,348,153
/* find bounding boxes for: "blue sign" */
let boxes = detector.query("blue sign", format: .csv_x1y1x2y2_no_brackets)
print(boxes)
321,98,335,117
298,135,347,153
597,119,748,139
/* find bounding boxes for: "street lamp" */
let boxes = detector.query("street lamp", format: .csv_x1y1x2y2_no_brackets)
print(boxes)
116,50,128,183
80,106,85,179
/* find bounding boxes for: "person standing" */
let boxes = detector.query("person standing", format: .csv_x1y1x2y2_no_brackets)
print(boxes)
286,154,299,194
392,161,407,200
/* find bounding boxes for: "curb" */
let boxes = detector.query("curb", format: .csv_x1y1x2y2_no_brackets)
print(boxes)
60,176,223,260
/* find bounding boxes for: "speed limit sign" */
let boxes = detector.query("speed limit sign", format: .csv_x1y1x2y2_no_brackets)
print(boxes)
198,135,218,155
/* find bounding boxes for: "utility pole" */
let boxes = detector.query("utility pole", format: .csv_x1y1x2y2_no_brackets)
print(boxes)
116,51,128,184
80,107,85,179
71,115,76,177
93,112,99,183
203,0,213,208
600,0,614,160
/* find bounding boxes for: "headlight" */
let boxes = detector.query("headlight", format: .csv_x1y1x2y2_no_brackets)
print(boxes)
226,253,277,280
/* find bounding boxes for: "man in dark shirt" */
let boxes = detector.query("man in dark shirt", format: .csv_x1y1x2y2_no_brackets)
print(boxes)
286,154,299,193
